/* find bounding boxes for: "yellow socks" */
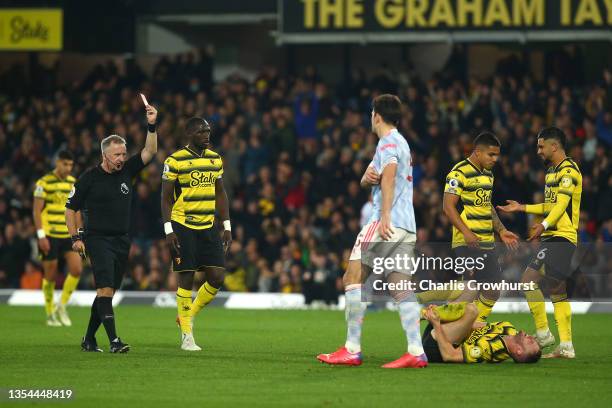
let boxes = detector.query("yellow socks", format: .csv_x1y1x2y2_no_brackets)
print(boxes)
420,302,467,322
191,282,219,317
525,286,549,333
436,302,467,322
552,294,572,345
60,274,80,306
42,279,55,316
474,294,496,322
176,288,193,335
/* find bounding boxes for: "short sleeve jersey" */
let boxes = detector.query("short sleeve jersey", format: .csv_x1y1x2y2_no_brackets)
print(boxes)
162,147,223,230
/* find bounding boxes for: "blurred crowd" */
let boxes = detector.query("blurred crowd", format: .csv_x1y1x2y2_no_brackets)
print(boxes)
1,48,611,301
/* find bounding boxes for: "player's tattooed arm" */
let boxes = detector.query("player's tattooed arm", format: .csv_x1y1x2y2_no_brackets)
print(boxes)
492,207,519,249
491,208,506,234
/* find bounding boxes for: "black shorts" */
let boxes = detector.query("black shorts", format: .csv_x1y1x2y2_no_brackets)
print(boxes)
528,237,576,280
41,237,74,261
85,235,131,289
172,221,225,272
422,323,444,363
453,246,500,284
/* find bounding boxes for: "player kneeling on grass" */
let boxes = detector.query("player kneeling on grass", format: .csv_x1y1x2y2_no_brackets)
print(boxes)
421,303,541,364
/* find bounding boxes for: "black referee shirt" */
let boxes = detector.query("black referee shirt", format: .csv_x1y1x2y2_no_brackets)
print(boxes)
66,154,147,235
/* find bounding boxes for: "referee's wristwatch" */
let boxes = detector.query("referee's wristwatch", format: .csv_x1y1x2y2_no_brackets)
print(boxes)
71,228,85,243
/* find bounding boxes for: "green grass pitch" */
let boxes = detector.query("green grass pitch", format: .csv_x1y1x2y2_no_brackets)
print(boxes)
1,305,611,407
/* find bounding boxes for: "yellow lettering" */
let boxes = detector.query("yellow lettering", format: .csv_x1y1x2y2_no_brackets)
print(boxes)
375,0,404,28
605,0,612,24
575,0,603,25
483,0,511,26
430,0,456,26
407,0,429,27
458,0,482,26
346,0,364,28
302,0,318,28
319,0,343,28
561,0,572,25
513,0,544,26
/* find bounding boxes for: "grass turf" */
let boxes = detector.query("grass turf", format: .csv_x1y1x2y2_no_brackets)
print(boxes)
1,305,611,407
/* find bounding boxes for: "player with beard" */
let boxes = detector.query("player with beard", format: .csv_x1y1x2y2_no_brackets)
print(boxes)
498,127,582,358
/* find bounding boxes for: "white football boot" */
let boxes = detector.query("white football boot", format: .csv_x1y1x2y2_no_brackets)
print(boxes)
535,330,555,349
55,304,72,326
46,313,62,327
543,343,575,359
181,333,202,351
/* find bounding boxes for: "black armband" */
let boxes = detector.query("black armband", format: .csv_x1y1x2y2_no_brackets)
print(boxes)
147,123,156,133
71,234,82,244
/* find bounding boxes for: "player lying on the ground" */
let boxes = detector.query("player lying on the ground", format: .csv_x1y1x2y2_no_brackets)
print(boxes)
421,303,541,364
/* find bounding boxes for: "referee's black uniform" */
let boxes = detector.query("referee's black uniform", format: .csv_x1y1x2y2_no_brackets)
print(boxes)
67,154,148,352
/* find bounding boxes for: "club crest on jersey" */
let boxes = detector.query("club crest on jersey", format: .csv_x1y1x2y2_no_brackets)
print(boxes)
120,183,129,194
561,177,572,188
469,346,482,359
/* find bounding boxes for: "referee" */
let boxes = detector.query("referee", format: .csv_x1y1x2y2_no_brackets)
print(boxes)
66,101,158,353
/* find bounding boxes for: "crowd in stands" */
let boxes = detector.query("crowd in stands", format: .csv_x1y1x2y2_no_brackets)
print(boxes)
1,48,611,301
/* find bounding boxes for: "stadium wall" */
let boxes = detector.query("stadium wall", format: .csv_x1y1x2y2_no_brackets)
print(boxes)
1,290,611,313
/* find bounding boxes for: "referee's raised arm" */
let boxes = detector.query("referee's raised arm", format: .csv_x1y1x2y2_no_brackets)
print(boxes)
140,104,158,164
65,96,159,354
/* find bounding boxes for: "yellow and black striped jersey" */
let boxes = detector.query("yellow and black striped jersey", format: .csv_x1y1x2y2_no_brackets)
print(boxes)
461,321,517,363
162,146,223,230
526,158,582,245
444,159,494,249
33,172,76,238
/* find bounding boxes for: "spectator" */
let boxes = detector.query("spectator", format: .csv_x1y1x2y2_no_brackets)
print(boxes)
20,261,43,289
302,249,338,306
0,54,609,297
